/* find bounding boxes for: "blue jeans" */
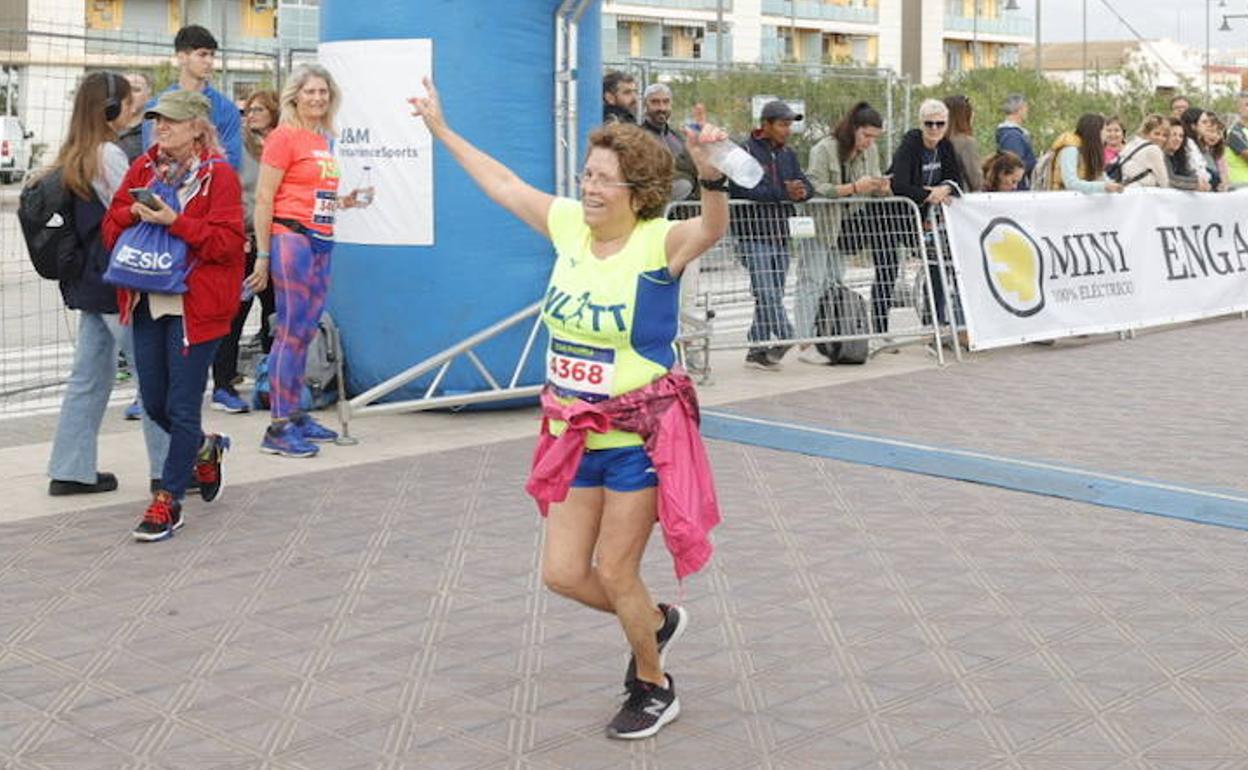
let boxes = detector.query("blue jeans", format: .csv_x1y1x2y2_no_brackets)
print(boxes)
739,239,794,353
132,300,221,499
47,312,169,484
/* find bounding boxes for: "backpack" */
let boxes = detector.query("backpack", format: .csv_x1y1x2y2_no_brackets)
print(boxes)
17,168,85,280
1105,141,1152,184
1030,149,1056,191
814,285,870,365
251,312,341,412
304,312,341,409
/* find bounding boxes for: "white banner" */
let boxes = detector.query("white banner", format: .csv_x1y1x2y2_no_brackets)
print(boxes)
318,39,434,246
944,188,1248,350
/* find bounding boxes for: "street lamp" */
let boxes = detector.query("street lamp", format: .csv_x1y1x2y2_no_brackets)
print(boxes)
1208,0,1228,102
973,0,1020,71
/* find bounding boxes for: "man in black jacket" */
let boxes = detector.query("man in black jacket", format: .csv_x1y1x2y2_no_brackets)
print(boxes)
888,99,964,326
730,101,814,370
602,70,638,124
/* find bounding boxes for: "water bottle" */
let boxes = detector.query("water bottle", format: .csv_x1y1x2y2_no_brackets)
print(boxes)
355,165,374,206
700,135,764,188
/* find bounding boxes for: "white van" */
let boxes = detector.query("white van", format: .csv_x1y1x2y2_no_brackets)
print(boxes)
0,116,33,184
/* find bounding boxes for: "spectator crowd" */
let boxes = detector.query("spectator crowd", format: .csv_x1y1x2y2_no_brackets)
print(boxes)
35,24,370,541
604,70,1248,369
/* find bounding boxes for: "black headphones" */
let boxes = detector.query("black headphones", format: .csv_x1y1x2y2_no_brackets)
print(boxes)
103,72,122,122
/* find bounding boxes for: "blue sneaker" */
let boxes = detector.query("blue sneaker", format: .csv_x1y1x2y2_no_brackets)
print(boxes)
260,421,318,458
292,412,338,443
210,388,251,414
123,399,143,421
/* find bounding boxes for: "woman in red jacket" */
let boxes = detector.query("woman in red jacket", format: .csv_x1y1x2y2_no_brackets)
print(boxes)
103,89,245,542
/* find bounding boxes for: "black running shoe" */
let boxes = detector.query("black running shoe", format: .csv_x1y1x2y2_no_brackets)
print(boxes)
606,675,680,740
193,433,230,503
624,603,688,689
132,492,183,542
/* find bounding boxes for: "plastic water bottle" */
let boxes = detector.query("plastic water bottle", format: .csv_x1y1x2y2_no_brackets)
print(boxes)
355,166,374,206
704,138,763,188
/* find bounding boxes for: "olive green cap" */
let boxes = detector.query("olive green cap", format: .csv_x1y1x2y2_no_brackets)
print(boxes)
143,89,211,122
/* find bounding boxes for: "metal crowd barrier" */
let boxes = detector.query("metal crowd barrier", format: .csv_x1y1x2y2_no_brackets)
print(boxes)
666,197,947,376
923,202,966,362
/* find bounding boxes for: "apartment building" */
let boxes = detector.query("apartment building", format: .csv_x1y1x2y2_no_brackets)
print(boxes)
603,0,1032,83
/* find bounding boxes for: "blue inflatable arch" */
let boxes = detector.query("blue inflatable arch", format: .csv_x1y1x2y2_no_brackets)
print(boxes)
320,1,603,405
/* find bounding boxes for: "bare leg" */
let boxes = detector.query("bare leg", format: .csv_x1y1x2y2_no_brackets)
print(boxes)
542,486,614,612
596,487,665,685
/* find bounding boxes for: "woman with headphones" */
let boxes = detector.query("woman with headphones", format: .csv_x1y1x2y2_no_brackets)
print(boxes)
46,71,157,496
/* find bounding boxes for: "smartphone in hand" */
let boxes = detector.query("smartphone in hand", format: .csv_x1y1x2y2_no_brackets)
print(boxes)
129,187,161,209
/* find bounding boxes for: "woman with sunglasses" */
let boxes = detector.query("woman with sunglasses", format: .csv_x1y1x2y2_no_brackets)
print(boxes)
888,99,964,326
409,76,725,740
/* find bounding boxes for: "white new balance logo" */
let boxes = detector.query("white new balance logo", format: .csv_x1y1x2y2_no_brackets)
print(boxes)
642,698,666,717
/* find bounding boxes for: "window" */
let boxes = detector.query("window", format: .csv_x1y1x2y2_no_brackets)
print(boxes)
945,42,964,72
661,26,703,60
87,0,122,30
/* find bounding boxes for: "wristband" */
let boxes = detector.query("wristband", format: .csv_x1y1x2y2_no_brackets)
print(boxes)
698,176,728,192
255,252,270,260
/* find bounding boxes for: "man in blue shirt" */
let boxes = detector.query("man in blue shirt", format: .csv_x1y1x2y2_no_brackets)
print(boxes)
142,25,242,170
730,101,814,370
995,93,1036,190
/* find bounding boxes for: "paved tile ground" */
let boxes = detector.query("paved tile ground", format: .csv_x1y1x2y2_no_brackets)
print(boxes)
2,319,1248,768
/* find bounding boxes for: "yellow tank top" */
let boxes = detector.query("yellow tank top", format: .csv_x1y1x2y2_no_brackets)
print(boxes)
543,197,679,449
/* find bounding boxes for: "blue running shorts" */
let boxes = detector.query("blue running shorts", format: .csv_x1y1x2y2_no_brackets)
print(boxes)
571,446,657,492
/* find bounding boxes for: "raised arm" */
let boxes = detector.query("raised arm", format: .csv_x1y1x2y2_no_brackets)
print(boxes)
408,76,553,237
665,124,729,277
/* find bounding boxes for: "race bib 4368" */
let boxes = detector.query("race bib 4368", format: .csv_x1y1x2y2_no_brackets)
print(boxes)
548,337,615,402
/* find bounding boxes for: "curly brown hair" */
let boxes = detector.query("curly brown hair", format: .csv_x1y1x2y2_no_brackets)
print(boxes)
586,122,673,220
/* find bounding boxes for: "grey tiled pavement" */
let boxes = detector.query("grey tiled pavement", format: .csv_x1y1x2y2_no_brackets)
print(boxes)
3,320,1248,768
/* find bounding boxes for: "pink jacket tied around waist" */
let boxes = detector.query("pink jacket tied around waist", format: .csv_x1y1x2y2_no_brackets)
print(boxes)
525,369,721,580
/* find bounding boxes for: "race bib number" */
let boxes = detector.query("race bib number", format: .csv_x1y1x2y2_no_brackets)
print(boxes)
548,338,615,402
312,190,337,227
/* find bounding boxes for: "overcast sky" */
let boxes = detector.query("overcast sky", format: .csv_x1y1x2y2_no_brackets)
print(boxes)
1038,0,1248,52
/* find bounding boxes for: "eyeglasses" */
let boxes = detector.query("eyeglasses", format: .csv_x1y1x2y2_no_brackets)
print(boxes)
576,172,633,190
923,120,947,129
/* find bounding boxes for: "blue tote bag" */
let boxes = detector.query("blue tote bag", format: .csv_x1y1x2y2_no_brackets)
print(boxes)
103,179,190,294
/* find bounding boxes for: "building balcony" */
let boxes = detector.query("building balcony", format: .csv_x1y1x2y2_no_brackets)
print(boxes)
610,0,732,11
944,13,1032,38
760,0,879,25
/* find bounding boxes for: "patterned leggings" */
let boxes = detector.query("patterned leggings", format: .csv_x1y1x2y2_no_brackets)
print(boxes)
269,232,332,419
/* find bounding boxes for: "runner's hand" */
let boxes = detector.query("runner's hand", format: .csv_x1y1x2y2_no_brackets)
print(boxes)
683,121,728,180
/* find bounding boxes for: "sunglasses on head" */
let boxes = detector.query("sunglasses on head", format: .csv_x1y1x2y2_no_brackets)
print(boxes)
923,120,946,129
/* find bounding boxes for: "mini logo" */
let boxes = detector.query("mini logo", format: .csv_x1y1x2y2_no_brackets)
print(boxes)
643,698,666,717
980,217,1045,317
